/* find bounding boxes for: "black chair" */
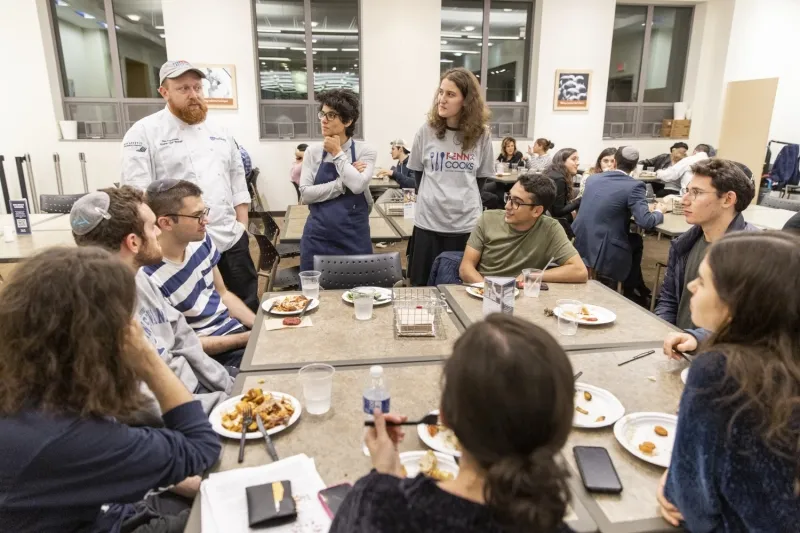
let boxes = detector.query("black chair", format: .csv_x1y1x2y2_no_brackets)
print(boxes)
40,193,86,214
249,210,301,258
249,221,300,296
760,196,800,212
313,253,403,290
246,167,265,211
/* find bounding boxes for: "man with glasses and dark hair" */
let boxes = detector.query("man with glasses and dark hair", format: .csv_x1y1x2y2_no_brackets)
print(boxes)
143,179,256,369
120,60,259,313
459,173,588,284
299,89,377,270
70,187,234,415
655,159,757,328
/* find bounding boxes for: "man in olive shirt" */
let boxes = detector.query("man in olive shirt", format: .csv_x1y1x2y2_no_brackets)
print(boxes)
459,174,589,284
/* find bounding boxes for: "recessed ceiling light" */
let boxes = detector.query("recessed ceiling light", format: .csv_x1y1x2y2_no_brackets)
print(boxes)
440,59,453,63
463,26,475,31
56,0,69,6
127,14,141,22
76,11,94,19
454,52,463,56
159,33,165,38
332,67,337,71
441,40,447,44
312,38,318,43
503,8,512,12
154,25,164,29
311,21,319,27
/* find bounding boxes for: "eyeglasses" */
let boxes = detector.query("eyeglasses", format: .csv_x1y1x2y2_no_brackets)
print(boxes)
317,111,340,121
682,188,718,201
146,179,182,195
504,193,537,210
173,84,204,95
165,207,210,222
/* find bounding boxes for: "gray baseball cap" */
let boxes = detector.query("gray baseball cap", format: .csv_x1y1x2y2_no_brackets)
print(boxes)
390,139,410,153
70,192,112,236
159,60,206,85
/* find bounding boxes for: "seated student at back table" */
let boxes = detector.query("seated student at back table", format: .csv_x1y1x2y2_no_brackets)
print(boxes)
654,159,757,329
459,173,588,284
0,247,220,533
71,188,234,415
376,138,416,189
656,143,714,196
144,179,256,369
656,231,800,532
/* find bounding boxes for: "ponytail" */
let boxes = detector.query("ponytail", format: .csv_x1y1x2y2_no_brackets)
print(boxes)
484,447,570,532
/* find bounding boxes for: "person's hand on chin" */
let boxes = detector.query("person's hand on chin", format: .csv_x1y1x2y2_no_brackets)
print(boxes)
324,136,342,157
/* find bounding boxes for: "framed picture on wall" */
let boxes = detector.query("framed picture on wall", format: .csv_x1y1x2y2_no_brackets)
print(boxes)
553,70,591,111
195,64,238,109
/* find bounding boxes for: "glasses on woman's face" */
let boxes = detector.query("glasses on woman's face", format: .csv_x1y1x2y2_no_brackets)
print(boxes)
504,193,537,210
165,207,210,223
318,111,340,122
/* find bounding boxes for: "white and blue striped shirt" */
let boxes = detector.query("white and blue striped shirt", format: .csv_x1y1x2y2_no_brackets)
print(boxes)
143,234,242,337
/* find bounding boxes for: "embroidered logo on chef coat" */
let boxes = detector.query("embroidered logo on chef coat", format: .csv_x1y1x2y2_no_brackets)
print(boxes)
208,136,227,143
159,138,183,146
123,141,146,152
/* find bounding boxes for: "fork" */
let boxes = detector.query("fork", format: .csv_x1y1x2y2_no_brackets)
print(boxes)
364,413,439,427
238,404,253,464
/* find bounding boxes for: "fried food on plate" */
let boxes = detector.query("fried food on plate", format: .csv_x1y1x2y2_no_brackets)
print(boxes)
220,388,295,433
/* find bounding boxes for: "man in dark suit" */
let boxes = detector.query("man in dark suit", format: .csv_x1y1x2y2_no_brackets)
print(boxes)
572,146,671,291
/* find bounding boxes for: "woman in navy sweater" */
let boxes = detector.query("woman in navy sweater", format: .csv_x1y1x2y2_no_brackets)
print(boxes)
0,247,221,533
658,231,800,532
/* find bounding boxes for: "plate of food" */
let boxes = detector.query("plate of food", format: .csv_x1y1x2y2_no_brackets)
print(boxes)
613,412,678,468
680,367,689,384
209,388,302,440
573,383,625,429
417,409,461,457
341,287,393,306
465,282,520,299
554,303,616,325
261,295,319,316
400,450,459,481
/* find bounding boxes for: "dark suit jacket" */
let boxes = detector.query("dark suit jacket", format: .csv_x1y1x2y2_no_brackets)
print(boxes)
572,170,664,281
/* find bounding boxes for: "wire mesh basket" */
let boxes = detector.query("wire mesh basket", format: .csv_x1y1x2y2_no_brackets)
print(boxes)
391,288,447,339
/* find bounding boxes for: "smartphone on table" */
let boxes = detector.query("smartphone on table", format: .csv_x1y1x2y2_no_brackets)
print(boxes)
573,446,623,494
318,483,352,518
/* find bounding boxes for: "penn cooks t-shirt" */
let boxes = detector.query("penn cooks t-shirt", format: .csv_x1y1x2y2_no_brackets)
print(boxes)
408,124,495,234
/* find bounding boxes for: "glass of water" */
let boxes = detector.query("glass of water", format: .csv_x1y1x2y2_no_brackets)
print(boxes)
557,299,581,336
523,268,544,298
298,363,335,415
299,270,321,299
353,287,376,321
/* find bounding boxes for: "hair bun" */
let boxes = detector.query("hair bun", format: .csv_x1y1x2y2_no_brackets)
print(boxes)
548,141,555,149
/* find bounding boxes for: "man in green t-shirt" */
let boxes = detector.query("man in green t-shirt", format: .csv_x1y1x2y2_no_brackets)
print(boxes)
459,174,589,284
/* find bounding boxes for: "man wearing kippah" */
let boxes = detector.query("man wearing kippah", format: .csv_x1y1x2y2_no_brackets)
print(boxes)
120,60,258,313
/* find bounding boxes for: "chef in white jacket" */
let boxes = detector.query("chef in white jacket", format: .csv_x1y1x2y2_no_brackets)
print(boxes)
120,60,258,312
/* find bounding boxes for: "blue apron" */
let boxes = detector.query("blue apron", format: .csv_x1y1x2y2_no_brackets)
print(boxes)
300,142,372,270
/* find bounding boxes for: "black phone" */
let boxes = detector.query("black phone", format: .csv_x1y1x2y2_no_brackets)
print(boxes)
573,446,623,494
318,483,352,518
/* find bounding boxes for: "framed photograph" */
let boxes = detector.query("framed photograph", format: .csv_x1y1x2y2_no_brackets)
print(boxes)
554,70,591,111
195,64,238,109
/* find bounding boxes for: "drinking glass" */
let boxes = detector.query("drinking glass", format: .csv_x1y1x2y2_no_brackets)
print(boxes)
557,299,581,336
298,363,335,415
523,268,544,298
353,287,376,321
299,270,321,299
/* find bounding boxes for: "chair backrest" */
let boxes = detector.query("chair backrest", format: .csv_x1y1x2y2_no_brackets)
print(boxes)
313,253,403,290
760,195,800,212
248,210,281,244
39,193,86,214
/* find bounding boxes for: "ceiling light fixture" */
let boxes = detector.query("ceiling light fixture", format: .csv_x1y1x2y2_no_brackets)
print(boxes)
75,11,94,19
126,14,141,22
154,25,164,29
440,59,454,63
503,8,512,12
257,27,281,33
159,33,165,38
56,0,69,6
341,48,358,52
441,40,448,44
332,67,337,71
454,52,463,56
463,26,475,31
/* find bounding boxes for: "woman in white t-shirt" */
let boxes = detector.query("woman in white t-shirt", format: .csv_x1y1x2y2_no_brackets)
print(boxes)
407,68,494,286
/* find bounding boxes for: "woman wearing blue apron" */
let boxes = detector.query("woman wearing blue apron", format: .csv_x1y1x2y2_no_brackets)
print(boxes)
299,89,377,271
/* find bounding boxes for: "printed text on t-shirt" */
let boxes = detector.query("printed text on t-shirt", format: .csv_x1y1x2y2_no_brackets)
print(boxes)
429,151,476,171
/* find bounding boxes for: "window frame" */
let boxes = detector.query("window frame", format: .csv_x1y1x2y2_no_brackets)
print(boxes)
252,0,364,140
604,4,694,140
45,0,166,140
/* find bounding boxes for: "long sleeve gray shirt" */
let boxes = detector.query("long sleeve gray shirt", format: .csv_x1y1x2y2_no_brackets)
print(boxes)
299,138,377,207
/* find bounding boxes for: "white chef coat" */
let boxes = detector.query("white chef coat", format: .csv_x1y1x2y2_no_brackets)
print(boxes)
120,106,250,252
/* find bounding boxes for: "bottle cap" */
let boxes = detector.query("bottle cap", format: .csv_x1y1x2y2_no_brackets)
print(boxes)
370,365,383,378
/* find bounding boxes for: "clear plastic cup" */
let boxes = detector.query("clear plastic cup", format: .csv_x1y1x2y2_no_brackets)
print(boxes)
353,287,376,321
299,270,321,299
557,299,581,336
3,226,15,243
522,268,544,298
298,363,335,415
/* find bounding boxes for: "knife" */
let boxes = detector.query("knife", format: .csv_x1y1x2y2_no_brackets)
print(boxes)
256,414,279,461
296,297,313,321
264,299,278,316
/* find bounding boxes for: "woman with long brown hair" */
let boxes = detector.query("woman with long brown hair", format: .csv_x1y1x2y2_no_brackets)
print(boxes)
496,136,524,166
331,314,575,533
0,247,220,533
406,67,495,286
545,148,581,223
658,231,800,531
579,147,617,196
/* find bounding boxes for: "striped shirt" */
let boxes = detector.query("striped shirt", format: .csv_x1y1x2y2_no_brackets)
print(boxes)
143,234,242,337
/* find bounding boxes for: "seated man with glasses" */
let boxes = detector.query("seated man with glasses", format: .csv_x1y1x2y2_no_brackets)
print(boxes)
143,179,256,369
655,159,757,329
459,173,588,284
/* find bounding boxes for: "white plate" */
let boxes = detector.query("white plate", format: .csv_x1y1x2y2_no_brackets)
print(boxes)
573,383,625,429
261,296,319,316
400,451,459,479
417,409,461,457
680,367,689,384
209,391,302,440
554,304,616,325
465,282,520,299
613,412,678,468
341,287,393,306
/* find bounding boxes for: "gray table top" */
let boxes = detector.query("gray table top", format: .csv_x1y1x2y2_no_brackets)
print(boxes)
656,204,796,236
0,229,76,263
369,177,400,189
280,206,401,244
240,289,465,372
375,202,414,238
439,281,678,352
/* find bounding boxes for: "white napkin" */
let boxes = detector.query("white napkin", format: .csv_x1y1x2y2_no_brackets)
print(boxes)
262,317,313,332
201,454,330,533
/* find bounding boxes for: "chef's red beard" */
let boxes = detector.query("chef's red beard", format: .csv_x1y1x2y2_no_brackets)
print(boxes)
171,97,208,125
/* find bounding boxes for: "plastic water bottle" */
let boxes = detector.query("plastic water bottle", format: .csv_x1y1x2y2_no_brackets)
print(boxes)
363,366,390,420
